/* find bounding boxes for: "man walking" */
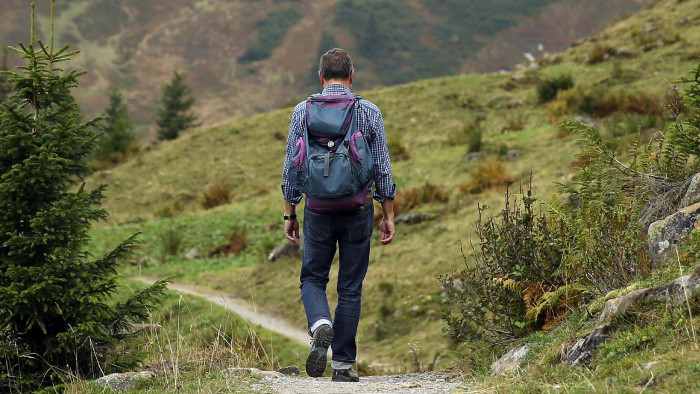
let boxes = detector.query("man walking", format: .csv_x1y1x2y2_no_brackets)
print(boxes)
282,48,395,382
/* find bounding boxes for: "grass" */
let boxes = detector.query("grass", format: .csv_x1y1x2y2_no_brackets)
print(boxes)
66,278,307,392
82,0,700,384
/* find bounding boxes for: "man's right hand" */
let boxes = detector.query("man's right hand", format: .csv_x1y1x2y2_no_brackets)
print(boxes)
285,219,300,245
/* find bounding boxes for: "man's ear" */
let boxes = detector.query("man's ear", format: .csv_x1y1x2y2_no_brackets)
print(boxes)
318,71,324,86
349,69,354,86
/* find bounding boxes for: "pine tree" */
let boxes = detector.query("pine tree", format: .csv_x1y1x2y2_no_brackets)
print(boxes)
0,2,167,389
155,70,198,141
0,47,11,102
98,87,136,161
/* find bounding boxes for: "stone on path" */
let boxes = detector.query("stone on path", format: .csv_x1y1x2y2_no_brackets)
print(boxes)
94,371,156,391
491,344,529,374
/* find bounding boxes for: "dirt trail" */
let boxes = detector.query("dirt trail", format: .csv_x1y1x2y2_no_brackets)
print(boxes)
134,277,469,392
134,277,311,348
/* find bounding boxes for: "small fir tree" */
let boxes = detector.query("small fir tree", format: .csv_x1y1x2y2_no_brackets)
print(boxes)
98,87,136,161
155,70,198,140
0,2,167,390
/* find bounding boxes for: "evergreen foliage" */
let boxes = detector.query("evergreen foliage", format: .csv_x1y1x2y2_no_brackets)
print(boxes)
0,48,11,103
97,87,136,162
0,3,167,389
156,70,198,141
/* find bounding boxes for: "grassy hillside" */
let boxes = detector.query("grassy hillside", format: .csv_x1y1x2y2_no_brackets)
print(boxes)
85,0,700,375
1,0,653,136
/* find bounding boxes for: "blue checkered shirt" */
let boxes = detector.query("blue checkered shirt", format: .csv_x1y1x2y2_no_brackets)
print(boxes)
282,84,396,205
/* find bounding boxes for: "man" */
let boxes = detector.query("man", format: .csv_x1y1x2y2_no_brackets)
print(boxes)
281,48,396,382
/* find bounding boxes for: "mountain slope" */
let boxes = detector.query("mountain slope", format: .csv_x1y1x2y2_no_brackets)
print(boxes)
1,0,653,136
84,0,700,372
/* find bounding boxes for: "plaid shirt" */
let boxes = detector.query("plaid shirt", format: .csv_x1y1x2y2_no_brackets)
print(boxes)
282,84,396,205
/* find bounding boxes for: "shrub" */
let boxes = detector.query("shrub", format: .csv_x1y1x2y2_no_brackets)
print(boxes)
209,230,248,257
160,226,184,257
201,183,233,209
388,137,411,161
460,161,514,194
547,88,584,122
537,74,574,103
448,121,482,151
501,114,526,133
587,44,616,64
375,181,449,224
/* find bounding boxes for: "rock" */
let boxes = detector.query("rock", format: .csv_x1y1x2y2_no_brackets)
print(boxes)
119,323,163,337
573,115,599,128
680,174,700,207
505,149,520,160
227,367,284,379
276,365,301,376
268,239,302,262
94,371,156,391
491,344,529,374
647,202,700,267
463,152,481,162
394,206,445,225
184,248,201,260
613,48,634,58
564,265,700,366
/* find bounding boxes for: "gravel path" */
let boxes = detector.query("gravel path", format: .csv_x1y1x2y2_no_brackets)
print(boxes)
250,372,471,393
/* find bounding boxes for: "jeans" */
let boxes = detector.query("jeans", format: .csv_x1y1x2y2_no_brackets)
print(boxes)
300,202,374,364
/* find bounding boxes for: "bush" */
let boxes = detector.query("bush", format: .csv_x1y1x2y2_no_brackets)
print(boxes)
448,121,482,151
375,181,448,224
547,88,584,122
587,44,616,64
388,137,411,161
209,230,248,257
201,183,233,209
537,74,574,103
460,161,514,194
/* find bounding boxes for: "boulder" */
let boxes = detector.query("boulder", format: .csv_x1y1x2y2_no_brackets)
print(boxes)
394,206,445,225
505,149,520,160
276,365,301,376
268,239,302,262
227,367,284,379
564,265,700,366
94,371,156,391
463,152,481,162
183,248,201,260
647,202,700,267
491,344,529,374
680,173,700,208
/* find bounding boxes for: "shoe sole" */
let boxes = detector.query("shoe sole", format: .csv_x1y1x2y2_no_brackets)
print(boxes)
332,375,359,382
305,326,333,377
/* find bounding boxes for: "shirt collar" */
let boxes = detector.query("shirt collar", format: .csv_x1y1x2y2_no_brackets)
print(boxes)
321,84,352,96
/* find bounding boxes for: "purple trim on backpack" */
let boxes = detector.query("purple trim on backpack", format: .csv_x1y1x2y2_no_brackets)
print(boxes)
293,137,306,169
306,188,368,212
349,130,364,162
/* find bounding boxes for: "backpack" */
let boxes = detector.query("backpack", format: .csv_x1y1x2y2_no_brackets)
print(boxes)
287,94,374,211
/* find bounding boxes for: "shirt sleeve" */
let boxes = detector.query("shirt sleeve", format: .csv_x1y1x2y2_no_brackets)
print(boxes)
365,106,396,203
281,103,305,205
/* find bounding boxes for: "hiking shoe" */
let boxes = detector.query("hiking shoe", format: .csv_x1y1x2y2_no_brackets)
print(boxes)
332,368,359,382
305,325,333,377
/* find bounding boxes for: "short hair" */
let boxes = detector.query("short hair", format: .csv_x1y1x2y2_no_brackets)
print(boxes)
319,48,353,81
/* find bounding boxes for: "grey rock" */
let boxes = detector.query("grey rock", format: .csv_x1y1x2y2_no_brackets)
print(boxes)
491,344,529,374
644,25,657,34
647,202,700,267
276,365,301,376
268,239,302,262
680,174,700,207
463,152,481,162
94,371,156,391
394,207,445,225
573,115,599,128
227,367,284,379
613,48,634,58
564,265,700,366
119,323,163,337
184,248,201,260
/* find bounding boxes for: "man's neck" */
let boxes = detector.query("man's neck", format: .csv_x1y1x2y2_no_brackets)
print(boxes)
322,79,351,88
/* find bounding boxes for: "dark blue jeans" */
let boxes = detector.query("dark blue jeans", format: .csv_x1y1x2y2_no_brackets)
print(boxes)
300,202,374,364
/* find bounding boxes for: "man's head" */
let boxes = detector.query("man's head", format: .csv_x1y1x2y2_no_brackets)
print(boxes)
319,48,354,86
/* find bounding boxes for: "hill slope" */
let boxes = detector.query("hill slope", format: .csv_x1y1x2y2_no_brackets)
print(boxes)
86,0,700,373
1,0,653,136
